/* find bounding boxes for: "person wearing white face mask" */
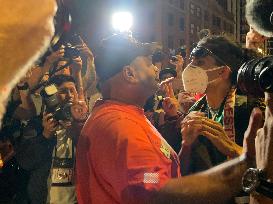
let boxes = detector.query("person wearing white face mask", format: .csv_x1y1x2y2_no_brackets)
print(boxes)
179,36,265,183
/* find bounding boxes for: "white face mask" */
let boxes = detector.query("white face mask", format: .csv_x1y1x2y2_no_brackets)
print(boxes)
182,64,224,94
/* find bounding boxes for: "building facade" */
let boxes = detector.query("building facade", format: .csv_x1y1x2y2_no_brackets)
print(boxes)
132,0,236,52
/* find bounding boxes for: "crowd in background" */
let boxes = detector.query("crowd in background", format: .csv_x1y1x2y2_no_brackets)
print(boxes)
0,18,269,204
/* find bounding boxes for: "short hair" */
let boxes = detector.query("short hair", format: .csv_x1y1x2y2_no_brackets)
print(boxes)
246,0,273,37
48,74,75,87
197,36,243,85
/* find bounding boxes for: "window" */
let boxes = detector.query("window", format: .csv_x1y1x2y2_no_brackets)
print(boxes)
212,14,217,26
168,36,174,48
190,3,195,15
196,25,200,32
179,17,185,31
180,0,184,10
216,0,228,10
197,7,201,17
229,24,234,33
190,23,195,34
216,17,221,28
223,21,227,31
168,13,174,26
204,10,209,21
179,39,185,46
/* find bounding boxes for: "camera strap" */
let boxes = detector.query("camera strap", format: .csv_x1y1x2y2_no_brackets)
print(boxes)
49,59,72,77
51,129,75,186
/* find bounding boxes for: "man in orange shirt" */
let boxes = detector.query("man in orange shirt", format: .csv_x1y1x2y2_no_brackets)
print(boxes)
76,34,269,203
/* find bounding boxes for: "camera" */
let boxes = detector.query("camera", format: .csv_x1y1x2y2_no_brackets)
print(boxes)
152,51,165,64
63,43,81,60
40,84,73,121
62,33,83,60
237,56,273,97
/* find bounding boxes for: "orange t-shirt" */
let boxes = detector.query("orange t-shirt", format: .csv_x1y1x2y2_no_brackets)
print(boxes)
76,100,180,204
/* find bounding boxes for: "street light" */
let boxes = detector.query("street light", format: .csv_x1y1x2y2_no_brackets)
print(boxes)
112,11,133,32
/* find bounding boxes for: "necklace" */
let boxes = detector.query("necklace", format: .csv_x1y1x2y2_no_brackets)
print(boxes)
207,104,220,119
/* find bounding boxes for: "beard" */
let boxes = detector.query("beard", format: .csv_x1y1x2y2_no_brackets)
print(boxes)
139,75,160,96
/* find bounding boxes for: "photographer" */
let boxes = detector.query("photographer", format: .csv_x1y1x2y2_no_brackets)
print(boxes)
31,36,95,102
245,1,273,203
16,74,86,204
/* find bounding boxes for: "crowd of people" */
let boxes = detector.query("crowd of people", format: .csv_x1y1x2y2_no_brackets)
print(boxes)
0,0,273,204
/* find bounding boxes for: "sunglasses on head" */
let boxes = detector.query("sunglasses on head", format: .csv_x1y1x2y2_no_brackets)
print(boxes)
190,46,227,66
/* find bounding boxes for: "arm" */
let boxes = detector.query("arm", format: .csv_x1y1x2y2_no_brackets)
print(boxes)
122,105,263,204
178,144,192,175
251,93,273,203
15,112,58,170
154,155,249,204
71,56,85,101
15,134,55,171
82,53,96,92
13,70,36,119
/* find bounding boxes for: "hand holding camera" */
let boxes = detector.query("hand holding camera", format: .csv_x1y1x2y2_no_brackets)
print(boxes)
44,47,65,67
71,56,83,73
42,112,58,139
77,43,94,60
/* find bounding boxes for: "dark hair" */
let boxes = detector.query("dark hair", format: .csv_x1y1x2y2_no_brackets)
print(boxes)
246,0,273,37
48,74,75,87
197,36,243,85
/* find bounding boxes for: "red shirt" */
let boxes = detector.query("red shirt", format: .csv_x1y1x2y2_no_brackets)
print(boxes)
76,100,180,204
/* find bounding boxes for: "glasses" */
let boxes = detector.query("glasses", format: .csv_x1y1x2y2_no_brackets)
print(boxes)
190,46,227,66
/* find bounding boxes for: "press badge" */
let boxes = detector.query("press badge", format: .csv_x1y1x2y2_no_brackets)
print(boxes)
51,157,74,186
160,141,171,159
52,167,73,184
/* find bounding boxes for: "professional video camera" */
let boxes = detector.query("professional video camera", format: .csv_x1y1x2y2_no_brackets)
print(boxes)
40,84,73,121
237,55,273,97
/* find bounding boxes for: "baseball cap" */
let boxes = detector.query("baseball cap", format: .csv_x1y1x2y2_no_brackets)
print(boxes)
95,34,161,81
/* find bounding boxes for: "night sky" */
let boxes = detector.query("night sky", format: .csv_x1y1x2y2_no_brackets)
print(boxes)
67,0,137,48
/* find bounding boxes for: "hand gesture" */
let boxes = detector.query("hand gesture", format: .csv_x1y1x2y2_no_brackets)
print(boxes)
71,56,83,73
201,118,243,158
162,82,179,117
71,100,89,122
181,111,205,146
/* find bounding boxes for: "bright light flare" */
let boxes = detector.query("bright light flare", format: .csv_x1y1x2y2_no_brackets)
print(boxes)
112,12,133,32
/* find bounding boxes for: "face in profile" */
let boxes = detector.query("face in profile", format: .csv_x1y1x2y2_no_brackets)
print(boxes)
131,56,160,95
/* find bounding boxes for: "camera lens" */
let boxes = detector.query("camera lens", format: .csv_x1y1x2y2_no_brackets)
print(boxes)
237,56,273,96
259,66,273,92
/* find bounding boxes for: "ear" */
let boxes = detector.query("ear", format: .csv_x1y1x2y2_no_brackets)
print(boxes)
122,66,139,83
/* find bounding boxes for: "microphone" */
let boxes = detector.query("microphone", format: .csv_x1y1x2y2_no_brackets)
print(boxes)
246,0,273,37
